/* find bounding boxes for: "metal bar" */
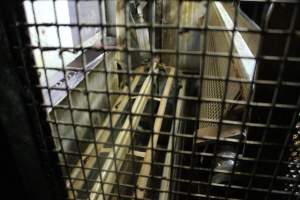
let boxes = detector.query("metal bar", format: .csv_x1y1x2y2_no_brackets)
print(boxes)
90,62,160,200
69,69,142,193
159,80,186,200
136,66,175,199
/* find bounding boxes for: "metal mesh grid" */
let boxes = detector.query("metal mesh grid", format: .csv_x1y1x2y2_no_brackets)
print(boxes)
9,0,300,199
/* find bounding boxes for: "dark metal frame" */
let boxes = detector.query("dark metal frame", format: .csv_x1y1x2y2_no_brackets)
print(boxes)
1,1,66,200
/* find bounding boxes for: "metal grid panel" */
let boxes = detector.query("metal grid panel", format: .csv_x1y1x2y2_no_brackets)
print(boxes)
9,0,300,199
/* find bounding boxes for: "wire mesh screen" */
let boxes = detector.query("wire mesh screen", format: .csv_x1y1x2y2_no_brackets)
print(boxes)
12,0,300,199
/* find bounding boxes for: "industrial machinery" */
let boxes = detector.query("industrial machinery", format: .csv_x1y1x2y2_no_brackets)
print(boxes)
1,1,299,200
